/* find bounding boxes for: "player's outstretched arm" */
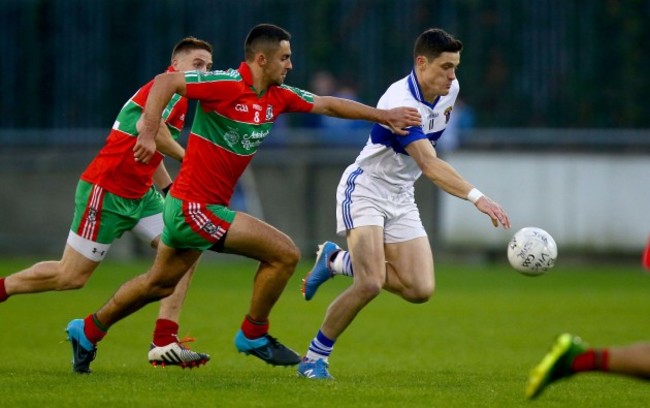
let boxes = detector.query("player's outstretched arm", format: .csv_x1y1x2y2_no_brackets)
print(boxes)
310,95,421,135
405,139,510,229
134,72,187,164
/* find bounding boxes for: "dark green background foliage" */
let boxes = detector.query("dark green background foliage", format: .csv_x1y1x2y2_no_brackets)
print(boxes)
1,0,649,129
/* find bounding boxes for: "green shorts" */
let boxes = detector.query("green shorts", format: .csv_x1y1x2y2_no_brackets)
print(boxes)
70,180,164,245
162,195,236,251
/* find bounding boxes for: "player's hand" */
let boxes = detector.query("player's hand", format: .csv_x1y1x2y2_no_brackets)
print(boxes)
385,107,421,135
475,196,511,229
133,134,156,164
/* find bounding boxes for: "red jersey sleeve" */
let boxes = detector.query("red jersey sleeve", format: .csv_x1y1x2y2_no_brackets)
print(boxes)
131,80,154,108
184,70,239,102
276,85,314,113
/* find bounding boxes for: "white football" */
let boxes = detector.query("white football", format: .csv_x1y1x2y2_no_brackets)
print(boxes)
507,227,557,276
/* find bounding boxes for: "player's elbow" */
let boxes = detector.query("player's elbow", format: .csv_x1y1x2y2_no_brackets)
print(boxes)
420,163,442,185
153,72,187,96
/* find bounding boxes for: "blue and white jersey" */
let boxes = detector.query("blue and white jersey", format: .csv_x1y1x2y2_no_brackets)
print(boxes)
354,70,459,187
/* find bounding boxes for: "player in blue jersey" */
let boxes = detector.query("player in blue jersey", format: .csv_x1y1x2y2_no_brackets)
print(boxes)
298,28,511,379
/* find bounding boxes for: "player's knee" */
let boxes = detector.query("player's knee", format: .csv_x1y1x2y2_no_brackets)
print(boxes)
402,283,435,304
145,277,178,299
355,279,383,300
285,241,301,267
153,284,176,299
142,281,175,302
403,290,432,304
57,276,88,290
270,241,301,275
56,264,92,290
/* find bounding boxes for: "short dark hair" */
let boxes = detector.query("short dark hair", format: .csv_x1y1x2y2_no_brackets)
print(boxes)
171,37,213,60
244,23,291,61
413,28,463,61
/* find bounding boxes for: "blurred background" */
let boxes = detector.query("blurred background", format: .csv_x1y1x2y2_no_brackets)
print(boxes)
1,0,648,263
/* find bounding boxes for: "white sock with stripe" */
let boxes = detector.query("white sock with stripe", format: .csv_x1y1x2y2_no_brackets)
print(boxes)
331,250,354,277
305,330,335,362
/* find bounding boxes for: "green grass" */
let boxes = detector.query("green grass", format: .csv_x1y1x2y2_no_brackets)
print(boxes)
1,257,648,407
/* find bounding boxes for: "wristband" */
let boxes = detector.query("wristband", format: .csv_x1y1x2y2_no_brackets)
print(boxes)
162,183,172,197
467,188,484,204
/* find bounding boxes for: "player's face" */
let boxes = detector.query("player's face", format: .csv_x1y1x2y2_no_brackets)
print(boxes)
172,49,213,72
417,51,460,99
264,40,293,85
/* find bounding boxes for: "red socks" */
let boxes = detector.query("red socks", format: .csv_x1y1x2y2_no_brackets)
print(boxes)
83,314,107,345
571,348,610,373
83,316,180,347
241,315,269,339
0,278,8,302
153,319,179,346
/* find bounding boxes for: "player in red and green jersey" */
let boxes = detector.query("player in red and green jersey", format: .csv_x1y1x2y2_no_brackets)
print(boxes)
0,37,214,372
526,333,650,399
66,23,422,372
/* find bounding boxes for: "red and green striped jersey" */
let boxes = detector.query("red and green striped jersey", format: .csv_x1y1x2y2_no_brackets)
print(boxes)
81,66,187,199
171,62,314,204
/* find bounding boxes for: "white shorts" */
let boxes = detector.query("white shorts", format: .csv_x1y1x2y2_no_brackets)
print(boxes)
67,213,163,262
335,164,427,243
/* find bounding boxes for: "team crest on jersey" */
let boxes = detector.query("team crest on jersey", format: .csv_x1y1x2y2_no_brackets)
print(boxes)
87,208,97,222
265,104,274,121
223,129,240,147
444,106,453,124
202,221,218,235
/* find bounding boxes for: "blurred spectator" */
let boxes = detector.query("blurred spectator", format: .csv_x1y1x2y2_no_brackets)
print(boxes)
318,83,366,132
303,70,368,145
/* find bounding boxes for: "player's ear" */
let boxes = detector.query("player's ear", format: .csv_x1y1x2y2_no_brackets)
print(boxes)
171,58,179,70
415,55,427,69
256,52,267,66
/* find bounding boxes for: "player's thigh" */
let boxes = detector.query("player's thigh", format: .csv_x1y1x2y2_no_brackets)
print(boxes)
69,181,133,252
384,236,434,288
347,225,387,281
148,242,201,288
223,212,299,264
162,196,234,251
132,187,165,247
132,213,163,249
60,243,101,278
335,166,388,236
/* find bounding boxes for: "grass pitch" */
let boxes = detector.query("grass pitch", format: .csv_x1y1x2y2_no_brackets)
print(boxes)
0,256,648,407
